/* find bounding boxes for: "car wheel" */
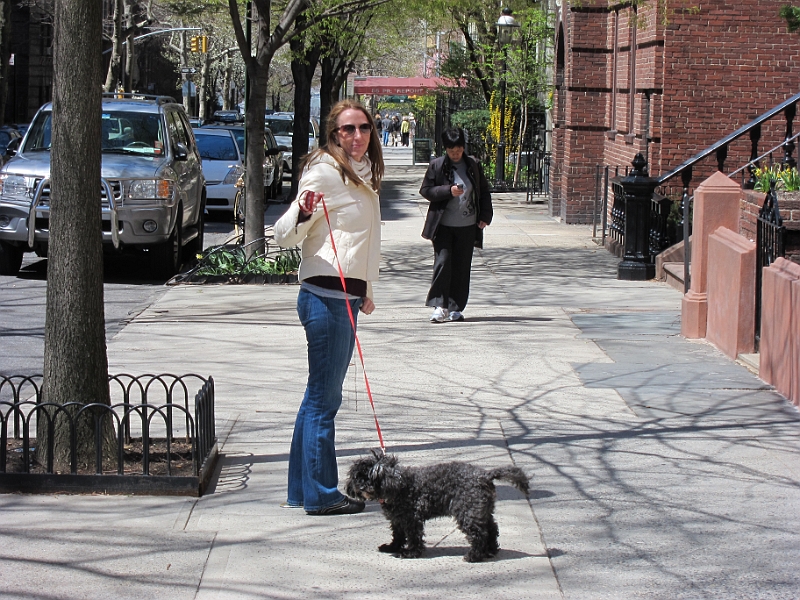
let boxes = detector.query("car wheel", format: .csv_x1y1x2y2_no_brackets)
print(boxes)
274,168,283,201
264,174,273,201
186,194,205,260
0,241,23,276
150,209,183,279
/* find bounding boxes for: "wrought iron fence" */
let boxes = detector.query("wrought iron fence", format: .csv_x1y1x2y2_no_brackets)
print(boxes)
755,185,787,344
0,373,217,493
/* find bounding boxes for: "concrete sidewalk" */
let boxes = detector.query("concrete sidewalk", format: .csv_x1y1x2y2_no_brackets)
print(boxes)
2,152,800,599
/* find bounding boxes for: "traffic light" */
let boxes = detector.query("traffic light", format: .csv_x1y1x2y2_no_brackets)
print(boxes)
190,36,199,53
200,36,208,53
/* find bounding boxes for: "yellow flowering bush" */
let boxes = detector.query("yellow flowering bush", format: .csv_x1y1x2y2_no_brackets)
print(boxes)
753,163,800,192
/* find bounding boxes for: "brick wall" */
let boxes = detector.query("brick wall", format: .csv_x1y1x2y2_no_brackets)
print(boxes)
552,0,800,224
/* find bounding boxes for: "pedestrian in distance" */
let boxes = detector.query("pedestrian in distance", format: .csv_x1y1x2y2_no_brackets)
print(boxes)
401,115,410,147
274,98,384,515
374,113,383,141
419,127,492,323
391,115,401,146
381,114,392,146
408,113,416,144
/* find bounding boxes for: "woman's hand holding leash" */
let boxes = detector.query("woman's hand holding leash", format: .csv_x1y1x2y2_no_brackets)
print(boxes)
299,190,324,215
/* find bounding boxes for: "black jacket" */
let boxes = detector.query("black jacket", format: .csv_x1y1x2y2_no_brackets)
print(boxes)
419,154,493,248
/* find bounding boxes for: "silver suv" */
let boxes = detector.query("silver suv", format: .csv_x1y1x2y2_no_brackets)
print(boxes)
0,94,205,278
264,113,319,174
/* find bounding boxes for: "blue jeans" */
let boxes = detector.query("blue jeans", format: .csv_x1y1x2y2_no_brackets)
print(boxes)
287,288,360,511
382,130,390,145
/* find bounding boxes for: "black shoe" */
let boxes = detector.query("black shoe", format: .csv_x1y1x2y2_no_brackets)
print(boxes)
306,497,365,515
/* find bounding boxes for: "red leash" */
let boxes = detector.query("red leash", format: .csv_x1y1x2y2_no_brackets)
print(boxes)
319,197,386,455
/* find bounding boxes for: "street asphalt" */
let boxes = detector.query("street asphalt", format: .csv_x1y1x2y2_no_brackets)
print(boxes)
1,144,799,599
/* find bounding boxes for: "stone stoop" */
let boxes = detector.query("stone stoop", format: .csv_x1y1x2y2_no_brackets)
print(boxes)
663,262,687,291
656,236,691,291
737,352,760,375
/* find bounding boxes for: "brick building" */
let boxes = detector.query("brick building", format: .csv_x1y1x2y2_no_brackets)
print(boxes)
551,0,800,224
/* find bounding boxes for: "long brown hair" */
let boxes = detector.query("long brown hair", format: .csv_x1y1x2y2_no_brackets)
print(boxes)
299,99,384,191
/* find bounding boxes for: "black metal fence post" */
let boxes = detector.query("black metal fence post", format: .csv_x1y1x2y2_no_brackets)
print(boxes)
615,153,658,280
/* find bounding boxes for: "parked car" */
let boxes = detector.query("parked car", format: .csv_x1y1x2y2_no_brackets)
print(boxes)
199,123,286,200
0,94,205,278
264,113,319,174
212,110,243,123
192,128,243,214
0,127,22,167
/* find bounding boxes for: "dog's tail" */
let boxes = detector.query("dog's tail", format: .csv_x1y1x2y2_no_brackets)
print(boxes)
487,467,530,495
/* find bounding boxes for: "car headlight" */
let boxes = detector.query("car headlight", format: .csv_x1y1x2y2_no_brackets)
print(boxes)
0,174,33,205
126,179,174,204
223,165,243,185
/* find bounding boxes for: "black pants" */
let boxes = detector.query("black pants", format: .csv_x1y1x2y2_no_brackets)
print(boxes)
426,224,476,312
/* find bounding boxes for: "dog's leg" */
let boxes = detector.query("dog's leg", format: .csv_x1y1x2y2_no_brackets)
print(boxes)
458,517,492,563
379,521,406,553
398,520,425,559
487,516,500,556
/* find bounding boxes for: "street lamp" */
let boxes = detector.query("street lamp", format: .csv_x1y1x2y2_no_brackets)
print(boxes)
495,8,519,187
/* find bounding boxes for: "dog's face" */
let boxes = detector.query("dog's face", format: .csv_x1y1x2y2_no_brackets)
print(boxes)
345,451,404,501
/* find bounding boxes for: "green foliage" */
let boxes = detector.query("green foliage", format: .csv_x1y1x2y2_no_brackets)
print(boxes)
753,164,800,192
780,165,800,191
194,245,301,276
451,109,491,133
781,5,800,32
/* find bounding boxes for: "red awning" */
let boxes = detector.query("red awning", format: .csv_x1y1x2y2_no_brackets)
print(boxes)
352,76,455,96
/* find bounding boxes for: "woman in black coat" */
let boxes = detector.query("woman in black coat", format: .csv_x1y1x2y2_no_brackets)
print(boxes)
419,127,492,322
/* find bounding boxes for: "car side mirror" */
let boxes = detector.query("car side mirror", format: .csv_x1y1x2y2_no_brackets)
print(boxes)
174,142,189,160
6,137,21,157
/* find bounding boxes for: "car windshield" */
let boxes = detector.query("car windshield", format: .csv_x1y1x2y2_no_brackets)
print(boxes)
228,130,245,154
195,134,239,161
265,119,293,136
22,110,166,156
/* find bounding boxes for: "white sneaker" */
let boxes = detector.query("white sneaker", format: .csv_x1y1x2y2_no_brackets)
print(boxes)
447,311,464,322
429,307,449,323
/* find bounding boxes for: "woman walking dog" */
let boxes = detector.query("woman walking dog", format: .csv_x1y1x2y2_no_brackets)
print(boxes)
274,99,384,515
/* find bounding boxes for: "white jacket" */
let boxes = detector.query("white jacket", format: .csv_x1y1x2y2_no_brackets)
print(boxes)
274,154,381,299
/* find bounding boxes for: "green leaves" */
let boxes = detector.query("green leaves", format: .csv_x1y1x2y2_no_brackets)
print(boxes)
753,164,800,192
194,244,301,276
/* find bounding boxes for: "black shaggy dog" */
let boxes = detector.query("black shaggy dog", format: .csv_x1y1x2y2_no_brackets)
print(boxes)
345,451,530,562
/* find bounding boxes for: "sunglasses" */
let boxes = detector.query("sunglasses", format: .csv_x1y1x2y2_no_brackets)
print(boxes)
335,123,373,136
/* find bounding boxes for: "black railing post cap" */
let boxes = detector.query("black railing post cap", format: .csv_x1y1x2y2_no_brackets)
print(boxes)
630,153,648,177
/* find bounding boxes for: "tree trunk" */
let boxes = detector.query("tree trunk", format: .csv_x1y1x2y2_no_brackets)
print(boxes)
244,57,267,257
199,50,211,122
41,0,114,472
222,53,232,111
124,28,134,90
289,33,319,201
0,0,12,124
319,56,337,147
514,97,527,187
103,0,123,92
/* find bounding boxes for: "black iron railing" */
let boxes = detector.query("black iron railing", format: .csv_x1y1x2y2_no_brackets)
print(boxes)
755,185,787,345
0,373,215,479
606,91,800,283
